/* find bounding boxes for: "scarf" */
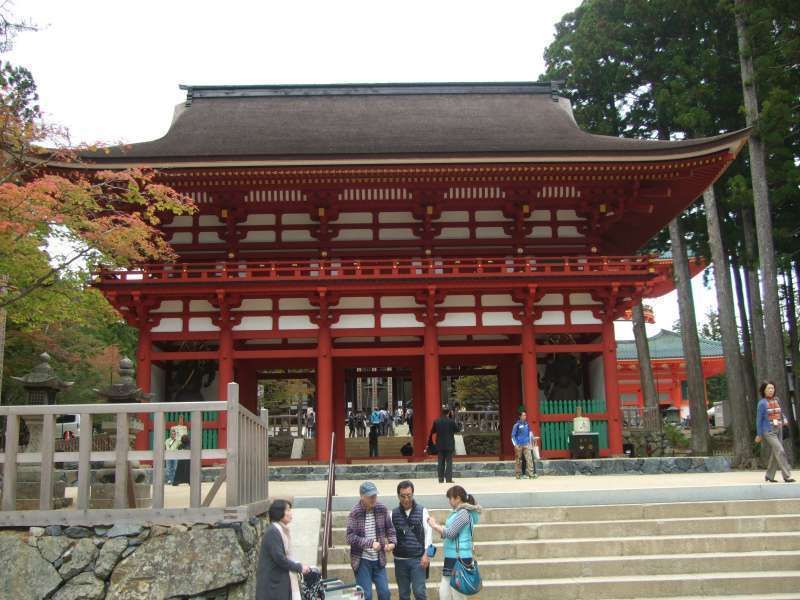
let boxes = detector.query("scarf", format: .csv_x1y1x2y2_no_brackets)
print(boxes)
277,522,301,600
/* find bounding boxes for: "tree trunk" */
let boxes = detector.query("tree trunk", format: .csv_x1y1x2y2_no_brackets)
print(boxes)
783,268,800,450
735,0,791,451
741,206,767,383
632,300,661,432
668,218,710,454
703,187,753,465
731,257,757,429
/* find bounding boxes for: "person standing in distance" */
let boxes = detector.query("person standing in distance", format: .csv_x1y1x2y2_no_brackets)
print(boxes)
755,380,795,483
431,408,458,483
511,411,537,479
346,481,397,600
391,480,433,600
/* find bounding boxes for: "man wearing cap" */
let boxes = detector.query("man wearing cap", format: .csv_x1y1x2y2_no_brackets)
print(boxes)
346,481,397,600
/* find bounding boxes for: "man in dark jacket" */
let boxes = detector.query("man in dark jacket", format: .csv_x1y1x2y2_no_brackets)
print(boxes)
431,409,458,483
256,499,310,600
390,480,432,600
346,481,397,600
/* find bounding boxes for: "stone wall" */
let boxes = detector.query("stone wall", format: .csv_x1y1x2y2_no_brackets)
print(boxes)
0,518,267,599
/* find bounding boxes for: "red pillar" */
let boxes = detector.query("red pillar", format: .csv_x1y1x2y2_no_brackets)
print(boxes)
135,327,152,451
333,365,346,462
423,321,441,451
498,361,517,459
217,323,234,401
521,320,541,439
237,363,258,414
603,319,623,455
315,321,333,463
412,360,427,460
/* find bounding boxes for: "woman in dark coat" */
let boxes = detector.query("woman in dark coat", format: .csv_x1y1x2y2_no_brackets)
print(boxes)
256,499,310,600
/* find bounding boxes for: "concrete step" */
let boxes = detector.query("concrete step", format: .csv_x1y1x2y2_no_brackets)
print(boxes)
326,550,800,583
326,530,800,563
375,571,800,599
330,498,800,527
330,513,800,545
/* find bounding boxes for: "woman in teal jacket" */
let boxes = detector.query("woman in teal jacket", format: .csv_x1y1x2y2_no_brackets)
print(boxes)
428,485,481,600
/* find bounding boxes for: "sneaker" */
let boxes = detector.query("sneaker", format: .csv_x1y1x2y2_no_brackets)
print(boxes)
515,475,521,479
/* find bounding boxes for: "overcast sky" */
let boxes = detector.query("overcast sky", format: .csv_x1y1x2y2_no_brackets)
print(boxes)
8,0,719,337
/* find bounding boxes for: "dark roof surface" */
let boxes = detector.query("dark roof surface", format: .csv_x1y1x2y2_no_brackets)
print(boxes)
82,82,749,163
616,329,723,361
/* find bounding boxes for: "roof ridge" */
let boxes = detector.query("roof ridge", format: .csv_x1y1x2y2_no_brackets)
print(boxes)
178,81,563,104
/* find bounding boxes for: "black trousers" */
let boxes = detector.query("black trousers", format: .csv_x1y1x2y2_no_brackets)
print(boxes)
437,450,454,482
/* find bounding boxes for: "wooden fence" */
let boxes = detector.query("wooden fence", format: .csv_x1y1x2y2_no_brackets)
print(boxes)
0,382,269,526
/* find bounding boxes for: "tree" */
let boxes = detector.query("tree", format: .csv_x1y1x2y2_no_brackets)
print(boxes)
632,300,660,432
733,0,799,457
454,375,498,409
0,7,195,402
703,186,753,464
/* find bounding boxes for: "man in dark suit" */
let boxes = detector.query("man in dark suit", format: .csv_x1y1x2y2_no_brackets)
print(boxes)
431,409,457,483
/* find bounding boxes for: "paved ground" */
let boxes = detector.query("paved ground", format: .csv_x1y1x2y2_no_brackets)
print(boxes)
65,470,800,509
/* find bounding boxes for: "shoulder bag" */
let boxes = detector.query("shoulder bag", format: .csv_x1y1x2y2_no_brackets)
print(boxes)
450,515,482,596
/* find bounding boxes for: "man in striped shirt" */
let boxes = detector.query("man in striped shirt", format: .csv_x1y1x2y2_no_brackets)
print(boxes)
346,481,397,600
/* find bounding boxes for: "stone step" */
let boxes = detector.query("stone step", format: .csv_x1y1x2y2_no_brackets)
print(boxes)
330,513,800,545
379,571,800,599
325,531,800,563
330,498,800,527
326,550,800,583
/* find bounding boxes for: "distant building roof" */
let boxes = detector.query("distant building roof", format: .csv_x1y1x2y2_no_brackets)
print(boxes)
616,329,723,361
79,82,749,166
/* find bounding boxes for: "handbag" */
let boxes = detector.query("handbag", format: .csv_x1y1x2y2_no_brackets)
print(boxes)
450,518,482,596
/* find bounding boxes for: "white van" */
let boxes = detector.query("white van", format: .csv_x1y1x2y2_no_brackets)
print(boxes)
55,414,80,439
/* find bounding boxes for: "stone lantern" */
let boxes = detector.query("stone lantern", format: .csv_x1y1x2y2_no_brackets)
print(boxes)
11,352,73,452
92,357,153,508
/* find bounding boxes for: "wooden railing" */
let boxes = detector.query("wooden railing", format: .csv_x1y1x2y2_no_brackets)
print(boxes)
95,255,656,285
267,413,304,438
458,411,501,432
320,431,336,578
0,382,269,526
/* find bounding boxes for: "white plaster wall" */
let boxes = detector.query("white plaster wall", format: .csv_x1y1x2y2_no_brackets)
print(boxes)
233,316,273,331
279,298,313,310
537,294,564,306
151,318,182,333
332,314,376,329
234,299,273,311
380,296,420,309
337,297,374,309
482,312,520,326
189,300,215,312
278,316,318,330
481,294,520,307
244,214,276,225
535,311,566,325
569,293,600,305
188,317,220,332
439,313,477,327
441,295,475,307
281,230,314,242
571,310,602,325
243,231,276,242
381,314,423,328
153,300,183,314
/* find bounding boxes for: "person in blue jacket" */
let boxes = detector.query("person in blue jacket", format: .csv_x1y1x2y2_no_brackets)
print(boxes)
427,485,481,600
755,380,795,483
511,411,537,479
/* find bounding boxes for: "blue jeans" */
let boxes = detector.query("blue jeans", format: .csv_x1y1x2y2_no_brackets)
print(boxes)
165,459,177,483
395,557,427,600
355,559,389,600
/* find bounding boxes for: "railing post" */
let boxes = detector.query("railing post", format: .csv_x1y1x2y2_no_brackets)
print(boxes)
39,414,55,510
77,413,92,510
226,382,240,507
114,412,130,509
262,408,269,502
190,410,202,508
152,411,165,509
1,413,19,511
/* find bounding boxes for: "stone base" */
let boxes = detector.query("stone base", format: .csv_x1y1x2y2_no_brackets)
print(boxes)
89,484,152,509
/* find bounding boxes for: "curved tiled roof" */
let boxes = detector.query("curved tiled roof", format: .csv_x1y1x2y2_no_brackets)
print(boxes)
79,82,749,165
616,329,723,361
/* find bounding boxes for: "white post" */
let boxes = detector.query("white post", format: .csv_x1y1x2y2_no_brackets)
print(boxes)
262,408,269,501
226,382,240,507
77,413,92,510
113,412,129,509
190,410,202,508
1,413,19,511
152,411,165,509
39,414,55,510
